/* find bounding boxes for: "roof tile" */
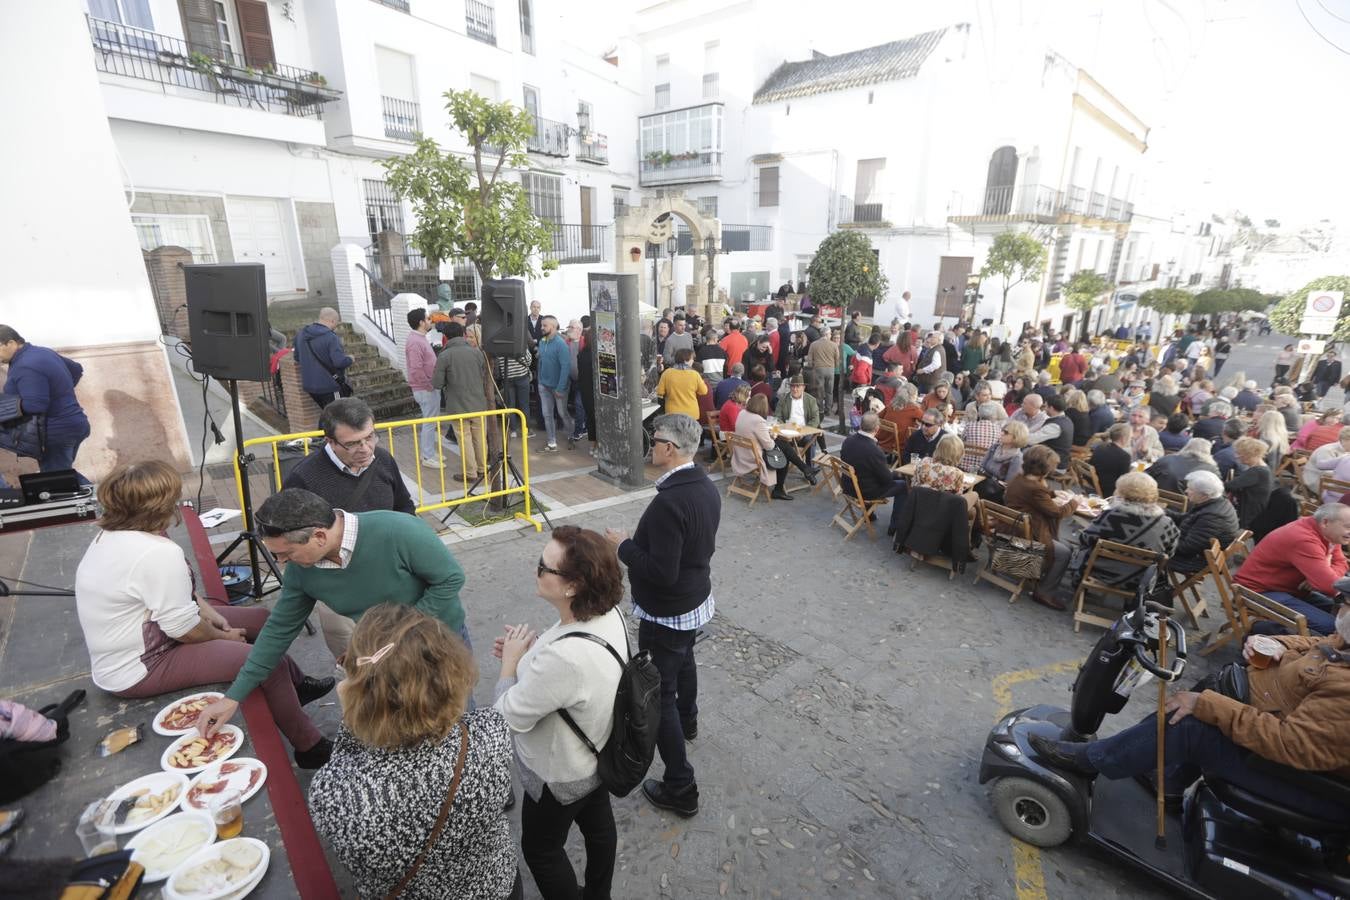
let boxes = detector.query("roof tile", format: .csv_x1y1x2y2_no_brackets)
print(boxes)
752,28,948,105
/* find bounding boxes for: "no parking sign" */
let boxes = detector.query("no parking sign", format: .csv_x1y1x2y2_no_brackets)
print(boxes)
1300,290,1343,335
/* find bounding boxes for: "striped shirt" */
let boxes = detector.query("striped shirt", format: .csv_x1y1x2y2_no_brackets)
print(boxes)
313,510,359,570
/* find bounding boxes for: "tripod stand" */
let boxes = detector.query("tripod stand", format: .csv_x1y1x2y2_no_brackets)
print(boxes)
214,379,284,603
440,357,552,530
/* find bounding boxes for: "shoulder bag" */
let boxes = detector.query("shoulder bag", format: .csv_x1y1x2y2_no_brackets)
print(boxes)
988,533,1045,581
303,334,354,398
762,446,788,469
382,721,469,900
0,395,45,460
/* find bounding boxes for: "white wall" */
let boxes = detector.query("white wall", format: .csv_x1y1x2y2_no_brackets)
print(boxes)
3,1,162,347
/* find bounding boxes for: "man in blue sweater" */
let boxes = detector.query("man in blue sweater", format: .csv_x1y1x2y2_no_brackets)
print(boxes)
535,315,573,451
293,308,353,410
0,325,91,482
607,414,721,817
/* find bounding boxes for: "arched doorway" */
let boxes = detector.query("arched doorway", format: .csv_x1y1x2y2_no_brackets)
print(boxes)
614,192,721,313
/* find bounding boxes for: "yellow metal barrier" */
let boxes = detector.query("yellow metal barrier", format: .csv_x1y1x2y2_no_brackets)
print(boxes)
233,408,542,531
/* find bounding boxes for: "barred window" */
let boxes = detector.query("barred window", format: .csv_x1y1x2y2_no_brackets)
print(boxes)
363,179,405,244
521,172,563,224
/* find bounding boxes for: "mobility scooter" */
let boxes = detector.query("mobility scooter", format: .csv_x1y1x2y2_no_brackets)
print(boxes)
980,578,1350,898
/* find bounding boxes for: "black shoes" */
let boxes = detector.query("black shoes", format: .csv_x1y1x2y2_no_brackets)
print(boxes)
297,676,336,707
682,718,698,742
1028,735,1097,777
771,487,793,501
294,736,333,770
803,467,820,485
642,778,699,818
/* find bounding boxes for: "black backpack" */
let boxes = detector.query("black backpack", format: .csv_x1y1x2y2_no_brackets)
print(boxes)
556,630,661,797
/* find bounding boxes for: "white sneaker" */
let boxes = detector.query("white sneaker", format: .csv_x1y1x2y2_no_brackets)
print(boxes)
510,430,520,438
421,457,441,468
543,443,559,452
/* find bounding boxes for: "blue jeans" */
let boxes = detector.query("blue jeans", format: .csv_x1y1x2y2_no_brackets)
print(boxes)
412,389,441,460
637,618,698,788
41,434,89,485
538,388,572,446
1261,591,1337,636
503,376,531,434
1085,713,1350,824
569,380,587,438
458,622,476,711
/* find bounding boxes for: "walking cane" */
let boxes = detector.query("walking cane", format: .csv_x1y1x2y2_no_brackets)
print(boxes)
1154,606,1170,851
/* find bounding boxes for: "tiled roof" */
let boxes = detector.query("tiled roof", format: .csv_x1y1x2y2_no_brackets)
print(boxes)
752,28,948,105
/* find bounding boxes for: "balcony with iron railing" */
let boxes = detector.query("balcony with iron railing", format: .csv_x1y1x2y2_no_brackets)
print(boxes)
949,183,1134,224
86,15,341,118
465,0,496,44
382,96,420,141
838,195,893,227
671,223,773,253
576,130,608,164
371,0,410,10
639,151,723,186
543,224,610,264
526,115,569,157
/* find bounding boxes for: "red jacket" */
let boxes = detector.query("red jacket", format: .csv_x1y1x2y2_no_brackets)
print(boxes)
1058,352,1087,385
720,332,749,376
1235,516,1347,597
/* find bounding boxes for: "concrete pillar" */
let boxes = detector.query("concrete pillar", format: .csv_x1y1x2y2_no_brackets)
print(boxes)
331,243,366,327
390,292,432,376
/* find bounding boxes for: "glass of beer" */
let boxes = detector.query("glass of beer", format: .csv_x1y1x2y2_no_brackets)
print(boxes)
209,789,244,840
1248,635,1281,670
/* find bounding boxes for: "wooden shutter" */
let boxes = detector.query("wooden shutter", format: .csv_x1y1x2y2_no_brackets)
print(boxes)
178,0,222,58
758,166,779,207
236,0,276,69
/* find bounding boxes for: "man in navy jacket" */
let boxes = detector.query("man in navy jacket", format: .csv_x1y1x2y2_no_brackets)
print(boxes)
607,413,720,818
0,325,91,482
293,308,353,410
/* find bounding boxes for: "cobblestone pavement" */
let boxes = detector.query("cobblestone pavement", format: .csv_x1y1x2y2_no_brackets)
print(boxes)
285,330,1304,899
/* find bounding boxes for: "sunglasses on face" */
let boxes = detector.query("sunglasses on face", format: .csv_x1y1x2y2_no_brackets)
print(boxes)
537,556,568,578
922,421,939,428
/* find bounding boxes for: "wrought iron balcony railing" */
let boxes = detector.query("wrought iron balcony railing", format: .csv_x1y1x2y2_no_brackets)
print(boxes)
526,115,569,157
576,130,608,164
382,96,420,141
86,15,340,118
465,0,496,44
639,152,722,186
543,224,610,264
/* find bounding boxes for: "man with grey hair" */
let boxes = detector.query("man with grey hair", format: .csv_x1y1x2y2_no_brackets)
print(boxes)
913,330,946,393
1192,399,1232,442
1234,379,1262,413
1010,392,1047,433
606,413,720,817
1236,503,1350,635
1086,389,1116,435
1033,369,1057,403
294,306,353,410
1165,469,1240,578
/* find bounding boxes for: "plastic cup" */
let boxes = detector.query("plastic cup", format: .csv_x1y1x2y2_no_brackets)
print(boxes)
76,800,118,857
1248,635,1281,670
210,789,244,840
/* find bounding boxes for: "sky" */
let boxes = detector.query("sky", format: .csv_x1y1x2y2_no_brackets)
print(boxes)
556,0,1350,227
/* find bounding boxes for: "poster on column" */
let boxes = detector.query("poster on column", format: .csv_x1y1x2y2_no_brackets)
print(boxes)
591,278,620,397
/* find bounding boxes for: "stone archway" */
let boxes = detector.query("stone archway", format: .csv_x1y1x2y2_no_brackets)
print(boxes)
614,191,720,314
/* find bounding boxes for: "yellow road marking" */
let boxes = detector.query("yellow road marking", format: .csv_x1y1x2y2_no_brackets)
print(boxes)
991,659,1080,900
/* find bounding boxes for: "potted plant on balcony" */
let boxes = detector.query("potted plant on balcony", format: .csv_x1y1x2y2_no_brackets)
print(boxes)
259,63,291,90
644,150,674,167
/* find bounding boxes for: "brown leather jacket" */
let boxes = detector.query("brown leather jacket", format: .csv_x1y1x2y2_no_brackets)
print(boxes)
1194,634,1350,777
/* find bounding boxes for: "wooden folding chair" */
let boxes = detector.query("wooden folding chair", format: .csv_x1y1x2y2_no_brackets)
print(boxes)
830,458,886,541
877,419,901,458
973,500,1038,603
1068,455,1101,496
1196,531,1252,655
705,412,730,474
723,433,772,506
1276,449,1309,490
813,453,842,498
1319,475,1350,503
1166,539,1219,630
1233,584,1310,638
1071,539,1166,631
1157,489,1188,515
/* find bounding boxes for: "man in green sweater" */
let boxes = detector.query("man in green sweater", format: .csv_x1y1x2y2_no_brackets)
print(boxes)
196,489,468,755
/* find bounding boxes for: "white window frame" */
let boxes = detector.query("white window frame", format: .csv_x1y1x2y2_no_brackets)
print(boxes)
131,213,219,263
654,83,670,109
697,195,718,218
521,172,563,225
756,165,779,208
702,72,719,99
212,0,236,59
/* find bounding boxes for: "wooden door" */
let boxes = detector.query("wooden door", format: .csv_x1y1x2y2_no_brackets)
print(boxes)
935,256,973,318
580,186,594,249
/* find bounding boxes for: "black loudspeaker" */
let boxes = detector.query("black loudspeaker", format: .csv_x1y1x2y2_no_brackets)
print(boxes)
183,263,270,381
479,279,527,357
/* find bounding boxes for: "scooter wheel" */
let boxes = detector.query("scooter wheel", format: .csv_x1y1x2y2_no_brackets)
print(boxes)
990,777,1072,848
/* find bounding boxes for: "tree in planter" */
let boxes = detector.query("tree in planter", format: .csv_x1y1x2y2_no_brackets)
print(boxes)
1063,269,1113,339
1269,275,1350,341
979,231,1047,325
383,89,557,286
806,230,889,311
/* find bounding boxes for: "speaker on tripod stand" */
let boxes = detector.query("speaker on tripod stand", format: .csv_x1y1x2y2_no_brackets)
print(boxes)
183,263,285,601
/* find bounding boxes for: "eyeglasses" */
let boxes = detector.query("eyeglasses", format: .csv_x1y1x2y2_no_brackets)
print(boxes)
537,556,568,578
333,431,378,452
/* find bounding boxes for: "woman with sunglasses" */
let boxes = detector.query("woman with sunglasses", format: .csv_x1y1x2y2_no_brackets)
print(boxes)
493,526,627,899
73,462,333,768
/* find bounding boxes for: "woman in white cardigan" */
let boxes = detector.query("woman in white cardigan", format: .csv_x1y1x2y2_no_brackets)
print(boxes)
494,526,627,900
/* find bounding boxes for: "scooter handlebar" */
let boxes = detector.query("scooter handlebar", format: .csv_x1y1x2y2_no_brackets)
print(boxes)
1131,618,1188,682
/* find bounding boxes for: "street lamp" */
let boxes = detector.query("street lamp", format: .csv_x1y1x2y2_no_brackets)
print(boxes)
704,235,717,316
